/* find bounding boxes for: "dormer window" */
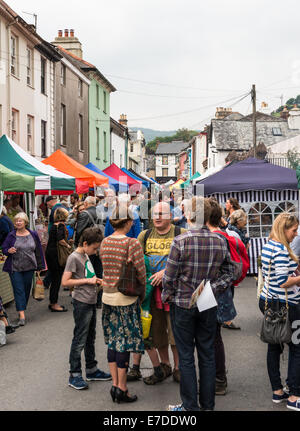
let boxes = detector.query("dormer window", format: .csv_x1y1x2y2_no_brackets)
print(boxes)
272,127,282,136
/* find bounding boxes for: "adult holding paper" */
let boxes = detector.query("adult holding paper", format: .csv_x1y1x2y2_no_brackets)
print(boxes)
162,196,235,412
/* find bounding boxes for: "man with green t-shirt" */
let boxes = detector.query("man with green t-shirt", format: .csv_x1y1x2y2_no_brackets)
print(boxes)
127,202,185,385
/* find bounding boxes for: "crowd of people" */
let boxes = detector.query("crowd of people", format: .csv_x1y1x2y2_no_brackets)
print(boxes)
1,188,300,411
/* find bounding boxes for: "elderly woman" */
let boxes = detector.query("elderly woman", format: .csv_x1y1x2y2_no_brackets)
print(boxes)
100,203,146,404
46,207,72,312
226,209,250,250
2,212,45,326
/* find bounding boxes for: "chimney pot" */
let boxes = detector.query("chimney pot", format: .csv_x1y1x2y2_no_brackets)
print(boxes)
64,29,69,37
70,29,74,37
58,30,63,37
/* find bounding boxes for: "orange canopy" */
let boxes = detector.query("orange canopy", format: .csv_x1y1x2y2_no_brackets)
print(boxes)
42,150,109,188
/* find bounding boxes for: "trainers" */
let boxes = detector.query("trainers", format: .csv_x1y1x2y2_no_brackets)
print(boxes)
172,368,180,383
86,369,112,381
127,367,142,381
272,392,289,404
215,377,227,396
283,385,290,394
167,404,185,411
287,398,300,411
68,375,88,390
160,363,172,379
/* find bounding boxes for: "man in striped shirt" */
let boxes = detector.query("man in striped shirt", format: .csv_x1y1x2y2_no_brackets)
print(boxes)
162,196,235,411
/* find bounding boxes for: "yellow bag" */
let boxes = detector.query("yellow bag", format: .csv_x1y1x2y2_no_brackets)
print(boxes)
141,309,152,340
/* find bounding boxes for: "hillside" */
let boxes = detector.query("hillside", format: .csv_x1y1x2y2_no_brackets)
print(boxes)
130,127,176,144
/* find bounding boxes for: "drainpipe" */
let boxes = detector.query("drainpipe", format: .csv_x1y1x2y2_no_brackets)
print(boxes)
6,17,19,137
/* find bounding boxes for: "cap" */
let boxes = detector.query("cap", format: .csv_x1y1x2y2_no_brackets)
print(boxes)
45,196,57,203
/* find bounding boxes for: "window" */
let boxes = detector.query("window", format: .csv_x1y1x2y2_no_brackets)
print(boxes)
41,57,46,94
10,35,17,75
103,131,107,161
61,64,66,85
41,120,47,157
112,149,115,164
79,115,83,151
272,127,282,136
162,155,168,165
11,109,19,143
162,168,168,177
130,143,134,152
103,90,107,113
60,104,66,146
96,127,100,159
274,202,296,218
96,84,100,108
27,115,34,153
26,48,33,86
78,79,83,98
120,154,123,167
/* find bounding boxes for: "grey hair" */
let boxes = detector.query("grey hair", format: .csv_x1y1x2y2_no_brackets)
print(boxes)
84,196,96,206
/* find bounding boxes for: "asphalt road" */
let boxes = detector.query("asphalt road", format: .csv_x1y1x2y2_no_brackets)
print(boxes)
0,277,289,411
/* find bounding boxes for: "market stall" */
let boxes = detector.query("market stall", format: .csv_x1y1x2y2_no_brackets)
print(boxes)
195,158,299,274
103,163,142,193
0,163,35,304
121,168,150,188
85,163,128,193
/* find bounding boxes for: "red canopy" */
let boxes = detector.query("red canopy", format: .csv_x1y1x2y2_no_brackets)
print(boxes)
103,163,141,186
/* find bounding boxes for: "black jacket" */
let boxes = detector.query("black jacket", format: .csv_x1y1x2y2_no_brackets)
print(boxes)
75,206,97,246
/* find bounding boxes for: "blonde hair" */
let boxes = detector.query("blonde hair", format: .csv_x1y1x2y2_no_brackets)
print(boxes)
270,212,299,263
230,209,246,226
54,207,69,222
14,212,29,226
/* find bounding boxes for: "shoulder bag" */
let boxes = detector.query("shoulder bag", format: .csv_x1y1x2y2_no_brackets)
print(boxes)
57,223,73,267
117,239,145,301
260,247,292,345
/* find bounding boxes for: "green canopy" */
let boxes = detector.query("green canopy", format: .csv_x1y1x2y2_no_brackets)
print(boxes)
180,172,201,188
0,163,35,193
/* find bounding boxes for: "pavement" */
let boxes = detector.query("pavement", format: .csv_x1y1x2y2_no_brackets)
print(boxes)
0,277,290,411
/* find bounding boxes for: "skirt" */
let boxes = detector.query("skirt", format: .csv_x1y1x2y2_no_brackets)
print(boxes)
102,301,144,353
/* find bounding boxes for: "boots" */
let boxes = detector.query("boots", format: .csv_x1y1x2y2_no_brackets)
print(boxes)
215,376,227,395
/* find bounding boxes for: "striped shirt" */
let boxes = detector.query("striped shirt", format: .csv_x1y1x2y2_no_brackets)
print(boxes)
260,239,300,305
100,235,146,306
162,226,236,309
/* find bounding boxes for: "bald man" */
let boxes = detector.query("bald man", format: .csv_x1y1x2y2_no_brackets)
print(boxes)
127,202,185,385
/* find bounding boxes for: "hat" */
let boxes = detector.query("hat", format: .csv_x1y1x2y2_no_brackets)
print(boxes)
45,196,57,203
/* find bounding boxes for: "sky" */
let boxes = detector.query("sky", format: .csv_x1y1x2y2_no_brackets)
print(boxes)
7,0,300,131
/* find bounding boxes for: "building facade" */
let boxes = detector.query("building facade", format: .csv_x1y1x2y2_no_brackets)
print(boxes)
128,128,147,175
0,1,62,159
110,117,128,168
155,141,189,184
52,30,116,169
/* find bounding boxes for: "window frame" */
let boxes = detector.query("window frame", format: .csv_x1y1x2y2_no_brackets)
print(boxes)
10,34,18,76
78,79,83,98
79,114,84,152
103,131,107,161
11,108,19,143
41,120,47,158
60,104,66,147
162,168,168,177
96,127,100,159
162,155,168,165
27,115,34,154
41,56,46,94
61,63,66,86
26,47,33,86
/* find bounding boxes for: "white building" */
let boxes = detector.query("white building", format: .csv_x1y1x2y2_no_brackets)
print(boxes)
0,1,61,159
155,141,189,184
128,129,147,174
110,117,128,168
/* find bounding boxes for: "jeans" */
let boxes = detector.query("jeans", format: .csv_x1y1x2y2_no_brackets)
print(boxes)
170,303,217,411
259,298,300,396
9,270,34,312
215,322,226,380
69,298,98,376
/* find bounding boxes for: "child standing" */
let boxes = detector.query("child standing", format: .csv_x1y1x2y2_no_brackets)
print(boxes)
62,227,111,390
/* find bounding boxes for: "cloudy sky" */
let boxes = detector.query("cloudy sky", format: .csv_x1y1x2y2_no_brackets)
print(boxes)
7,0,300,131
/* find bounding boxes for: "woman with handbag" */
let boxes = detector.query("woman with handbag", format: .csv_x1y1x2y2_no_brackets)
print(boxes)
259,212,300,411
100,203,146,404
2,212,45,326
45,207,72,312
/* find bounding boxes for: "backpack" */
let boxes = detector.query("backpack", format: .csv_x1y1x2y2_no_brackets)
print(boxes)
214,230,250,286
143,225,182,251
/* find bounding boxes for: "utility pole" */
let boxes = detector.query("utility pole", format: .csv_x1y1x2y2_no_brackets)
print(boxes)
22,11,37,31
251,84,256,158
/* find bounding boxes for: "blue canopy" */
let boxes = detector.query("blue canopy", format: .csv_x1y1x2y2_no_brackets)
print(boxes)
85,163,128,192
196,158,298,195
121,167,150,188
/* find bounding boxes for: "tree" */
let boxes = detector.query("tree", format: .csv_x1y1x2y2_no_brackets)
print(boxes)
146,128,198,154
287,148,300,170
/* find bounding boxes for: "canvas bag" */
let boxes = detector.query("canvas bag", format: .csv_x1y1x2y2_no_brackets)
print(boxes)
32,271,45,301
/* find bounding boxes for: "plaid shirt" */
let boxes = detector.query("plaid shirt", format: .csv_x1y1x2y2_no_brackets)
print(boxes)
162,226,236,309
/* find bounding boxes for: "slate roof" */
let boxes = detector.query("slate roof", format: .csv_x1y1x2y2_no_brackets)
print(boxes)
155,141,189,155
211,112,300,151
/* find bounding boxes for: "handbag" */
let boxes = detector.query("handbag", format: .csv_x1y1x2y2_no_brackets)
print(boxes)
57,223,72,267
32,272,45,301
260,248,292,345
141,309,152,339
117,239,145,300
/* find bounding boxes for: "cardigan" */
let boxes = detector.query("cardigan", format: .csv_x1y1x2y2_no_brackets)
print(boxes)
2,229,45,273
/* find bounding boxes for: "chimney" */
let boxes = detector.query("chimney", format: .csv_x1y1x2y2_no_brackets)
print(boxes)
52,28,83,59
280,106,289,120
119,114,128,127
215,107,232,119
288,104,300,130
